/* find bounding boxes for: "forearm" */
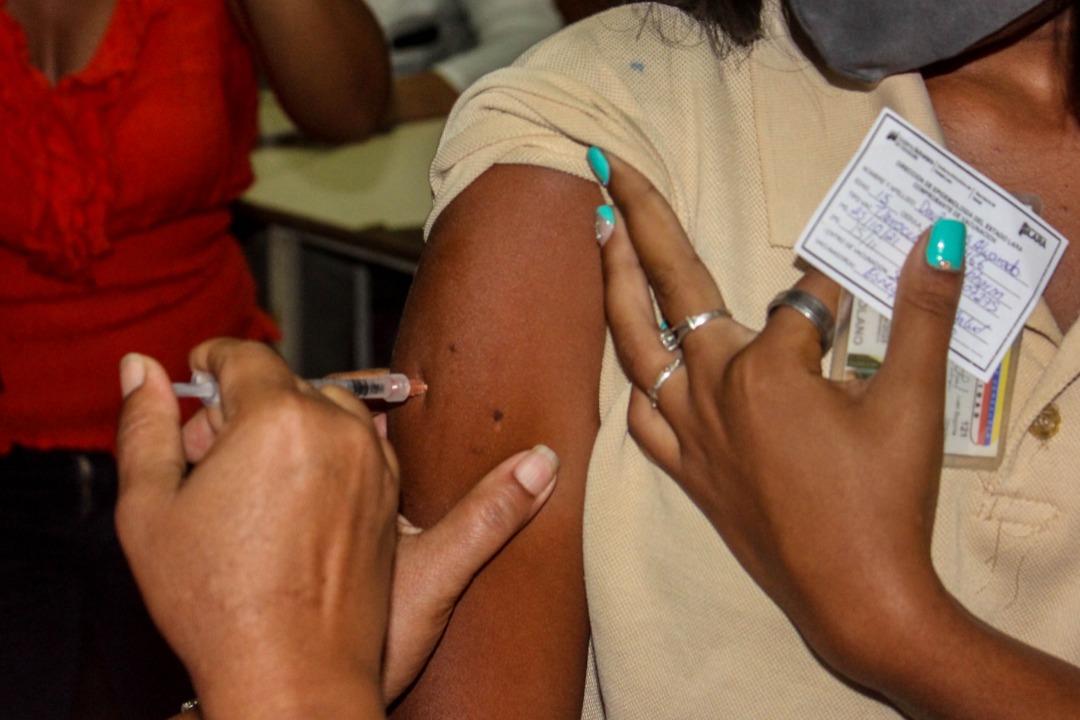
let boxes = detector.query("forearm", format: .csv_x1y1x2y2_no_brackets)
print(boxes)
234,0,390,141
181,626,388,720
865,592,1080,719
777,522,1080,717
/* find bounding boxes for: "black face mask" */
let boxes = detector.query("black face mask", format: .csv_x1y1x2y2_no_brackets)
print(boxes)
785,0,1047,83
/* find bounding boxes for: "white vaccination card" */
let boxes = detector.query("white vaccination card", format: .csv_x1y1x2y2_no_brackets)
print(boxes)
795,109,1067,382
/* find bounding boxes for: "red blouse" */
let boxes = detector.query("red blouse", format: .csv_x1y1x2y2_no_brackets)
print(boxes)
0,0,278,453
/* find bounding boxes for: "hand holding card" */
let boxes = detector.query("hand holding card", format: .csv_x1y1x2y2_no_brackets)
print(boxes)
795,109,1067,382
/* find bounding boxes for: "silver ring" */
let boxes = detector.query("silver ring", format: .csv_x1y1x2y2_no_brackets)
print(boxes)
767,289,835,353
647,357,684,408
660,309,733,351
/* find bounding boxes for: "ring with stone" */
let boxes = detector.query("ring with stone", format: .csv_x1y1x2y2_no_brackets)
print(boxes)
659,309,733,351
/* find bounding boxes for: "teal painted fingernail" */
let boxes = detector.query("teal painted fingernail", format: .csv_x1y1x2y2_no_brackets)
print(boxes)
587,146,611,186
595,205,616,246
927,219,966,272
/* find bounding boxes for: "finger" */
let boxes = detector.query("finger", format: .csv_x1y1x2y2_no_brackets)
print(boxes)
597,201,689,467
397,513,423,536
875,220,966,403
379,434,401,481
598,203,689,406
412,446,559,596
181,410,217,463
189,339,296,420
626,388,682,474
757,269,844,374
596,149,732,352
115,354,186,538
373,413,387,439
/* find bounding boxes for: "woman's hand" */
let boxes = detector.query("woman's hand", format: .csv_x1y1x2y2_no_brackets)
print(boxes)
115,339,558,718
593,150,968,688
117,339,392,719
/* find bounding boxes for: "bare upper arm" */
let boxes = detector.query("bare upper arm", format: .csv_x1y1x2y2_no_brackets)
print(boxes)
233,0,390,142
387,164,605,718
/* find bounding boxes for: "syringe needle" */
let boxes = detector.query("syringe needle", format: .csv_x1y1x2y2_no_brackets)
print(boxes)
172,372,426,406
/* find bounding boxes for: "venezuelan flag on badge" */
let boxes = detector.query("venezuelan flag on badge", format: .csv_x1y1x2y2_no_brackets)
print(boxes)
975,351,1012,447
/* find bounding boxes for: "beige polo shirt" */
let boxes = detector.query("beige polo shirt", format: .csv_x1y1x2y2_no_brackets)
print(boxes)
426,3,1080,716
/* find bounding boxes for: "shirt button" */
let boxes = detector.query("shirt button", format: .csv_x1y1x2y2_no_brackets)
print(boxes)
1029,403,1061,441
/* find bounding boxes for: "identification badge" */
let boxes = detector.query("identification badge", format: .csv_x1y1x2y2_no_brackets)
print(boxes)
831,294,1017,469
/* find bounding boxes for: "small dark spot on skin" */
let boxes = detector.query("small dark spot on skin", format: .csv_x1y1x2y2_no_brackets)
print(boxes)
493,409,504,422
448,343,458,353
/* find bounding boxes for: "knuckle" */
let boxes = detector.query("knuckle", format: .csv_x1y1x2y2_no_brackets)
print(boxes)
650,264,682,302
470,485,527,541
726,348,771,399
896,285,958,320
219,338,267,364
250,392,313,440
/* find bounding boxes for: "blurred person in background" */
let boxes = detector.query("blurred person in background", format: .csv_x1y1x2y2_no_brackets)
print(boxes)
0,1,389,718
368,0,563,121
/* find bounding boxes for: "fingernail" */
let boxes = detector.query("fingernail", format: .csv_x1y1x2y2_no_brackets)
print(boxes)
926,219,966,272
120,353,147,399
396,514,423,536
586,146,611,186
595,204,616,246
513,444,560,495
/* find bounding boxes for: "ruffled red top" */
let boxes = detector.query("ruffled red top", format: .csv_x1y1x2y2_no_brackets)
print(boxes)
0,0,279,453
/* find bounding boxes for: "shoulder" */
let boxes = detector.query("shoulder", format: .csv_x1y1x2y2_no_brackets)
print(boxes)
514,5,724,89
426,6,748,231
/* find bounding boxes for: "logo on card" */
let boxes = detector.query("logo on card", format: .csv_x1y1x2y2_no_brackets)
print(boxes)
1019,222,1048,248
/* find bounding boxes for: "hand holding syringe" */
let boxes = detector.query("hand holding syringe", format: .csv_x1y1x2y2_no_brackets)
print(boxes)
173,370,427,406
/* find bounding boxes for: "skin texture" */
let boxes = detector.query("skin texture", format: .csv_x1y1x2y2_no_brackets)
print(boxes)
118,341,562,720
924,4,1080,329
230,0,390,142
6,0,390,142
387,165,604,718
117,343,393,720
598,143,1080,718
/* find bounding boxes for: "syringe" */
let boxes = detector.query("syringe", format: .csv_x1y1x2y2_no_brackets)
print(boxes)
173,371,426,406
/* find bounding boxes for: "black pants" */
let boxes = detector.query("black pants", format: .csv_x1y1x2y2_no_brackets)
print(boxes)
0,447,193,720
